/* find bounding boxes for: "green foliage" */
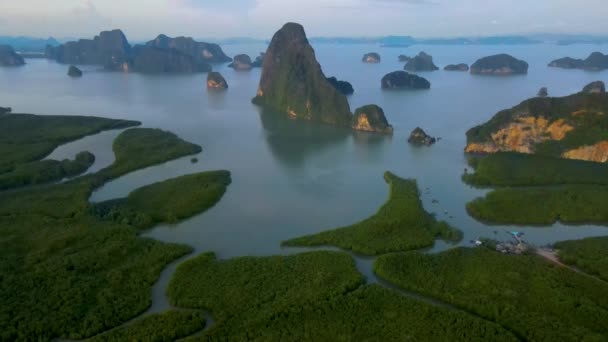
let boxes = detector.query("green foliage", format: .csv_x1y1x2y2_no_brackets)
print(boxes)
467,185,608,225
283,171,462,255
0,216,192,341
0,121,221,341
464,152,608,187
98,128,202,180
90,311,205,342
0,151,95,190
556,237,608,282
375,248,608,341
92,170,231,229
466,92,608,156
0,113,138,173
169,251,515,341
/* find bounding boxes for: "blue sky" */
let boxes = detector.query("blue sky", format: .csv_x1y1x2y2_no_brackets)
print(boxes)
0,0,607,40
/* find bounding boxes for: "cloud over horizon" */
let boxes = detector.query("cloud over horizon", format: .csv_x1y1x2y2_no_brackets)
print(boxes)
0,0,607,40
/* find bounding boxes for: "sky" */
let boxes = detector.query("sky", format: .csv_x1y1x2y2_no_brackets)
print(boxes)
1,0,607,40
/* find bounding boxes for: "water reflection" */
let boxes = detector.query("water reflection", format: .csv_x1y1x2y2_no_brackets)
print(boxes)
257,106,351,169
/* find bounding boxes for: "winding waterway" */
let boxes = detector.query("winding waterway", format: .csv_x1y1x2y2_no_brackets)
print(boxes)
3,42,608,336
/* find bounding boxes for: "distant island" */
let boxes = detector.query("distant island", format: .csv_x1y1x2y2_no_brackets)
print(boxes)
404,52,438,72
252,23,391,134
470,54,528,75
45,30,231,74
465,81,608,162
0,45,25,66
548,52,608,71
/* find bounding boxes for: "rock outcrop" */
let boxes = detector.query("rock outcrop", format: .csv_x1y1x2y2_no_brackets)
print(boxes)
67,65,83,77
381,71,430,89
362,52,381,63
326,77,354,95
465,88,608,162
582,81,605,94
131,46,211,73
46,31,227,74
228,54,253,70
145,34,231,63
0,107,11,114
549,52,608,71
408,127,436,146
444,63,469,71
470,54,528,75
352,105,393,134
0,45,25,66
398,55,411,62
207,72,228,89
537,87,548,97
252,23,352,126
252,53,265,67
404,52,438,71
46,30,131,71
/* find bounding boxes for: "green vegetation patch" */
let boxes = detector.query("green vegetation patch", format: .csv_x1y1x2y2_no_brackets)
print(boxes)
556,237,608,282
466,185,608,225
0,122,221,341
92,170,231,229
283,171,462,255
0,216,191,341
90,311,205,342
0,151,95,190
0,113,138,173
375,247,608,341
169,251,515,341
98,128,202,180
464,152,608,187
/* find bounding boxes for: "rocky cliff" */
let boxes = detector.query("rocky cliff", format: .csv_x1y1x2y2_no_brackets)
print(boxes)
47,30,131,71
362,52,381,63
470,54,528,75
207,72,228,89
465,81,608,162
404,52,438,71
252,23,353,126
549,52,608,71
145,35,231,63
352,105,393,134
0,45,25,66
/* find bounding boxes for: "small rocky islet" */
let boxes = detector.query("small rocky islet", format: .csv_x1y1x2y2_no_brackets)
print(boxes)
408,127,437,146
470,53,528,75
326,76,354,95
207,72,228,89
67,65,83,77
404,52,439,72
381,71,430,89
362,52,381,63
229,54,253,71
549,51,608,71
444,63,469,71
0,45,25,66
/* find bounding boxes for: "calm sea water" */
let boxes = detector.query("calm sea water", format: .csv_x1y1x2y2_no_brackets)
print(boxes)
1,43,608,261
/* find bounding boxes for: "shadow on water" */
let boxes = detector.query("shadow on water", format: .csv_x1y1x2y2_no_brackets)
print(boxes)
257,106,352,169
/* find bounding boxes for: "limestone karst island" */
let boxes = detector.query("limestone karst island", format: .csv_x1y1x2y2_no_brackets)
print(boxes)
2,1,608,341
